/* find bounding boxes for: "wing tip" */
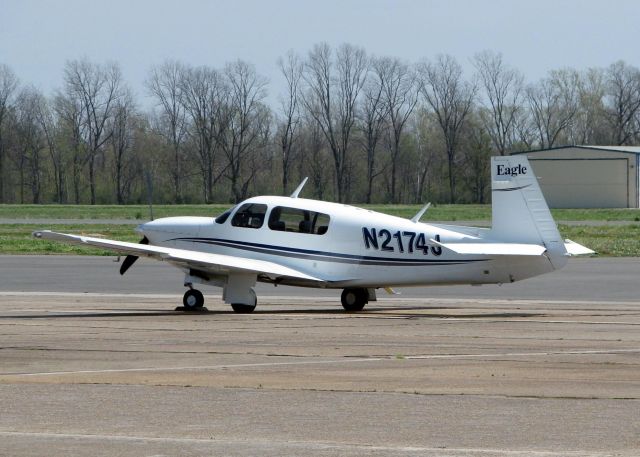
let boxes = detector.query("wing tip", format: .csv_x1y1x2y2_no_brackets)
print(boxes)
32,230,49,239
564,239,596,256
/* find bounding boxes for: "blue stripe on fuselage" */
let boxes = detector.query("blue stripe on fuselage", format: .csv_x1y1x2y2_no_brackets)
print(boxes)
167,237,489,267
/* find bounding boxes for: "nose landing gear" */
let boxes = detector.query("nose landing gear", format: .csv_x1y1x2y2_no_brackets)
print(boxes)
177,273,258,313
183,289,205,309
176,281,208,312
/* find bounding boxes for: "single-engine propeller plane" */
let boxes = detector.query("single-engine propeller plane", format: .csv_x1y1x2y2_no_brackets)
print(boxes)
34,156,593,313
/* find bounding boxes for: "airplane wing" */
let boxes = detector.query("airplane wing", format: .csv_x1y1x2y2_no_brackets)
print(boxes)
33,230,324,283
430,239,547,256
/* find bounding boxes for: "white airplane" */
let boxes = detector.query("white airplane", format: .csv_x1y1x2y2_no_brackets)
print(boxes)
34,156,593,313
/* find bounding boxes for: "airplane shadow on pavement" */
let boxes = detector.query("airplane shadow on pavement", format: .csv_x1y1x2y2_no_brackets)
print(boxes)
0,305,545,320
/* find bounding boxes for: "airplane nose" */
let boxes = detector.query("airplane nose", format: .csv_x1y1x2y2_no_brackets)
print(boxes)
136,218,171,231
135,217,205,236
135,222,147,235
135,219,170,236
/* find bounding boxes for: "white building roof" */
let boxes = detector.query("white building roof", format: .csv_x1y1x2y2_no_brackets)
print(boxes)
581,145,640,154
512,145,640,156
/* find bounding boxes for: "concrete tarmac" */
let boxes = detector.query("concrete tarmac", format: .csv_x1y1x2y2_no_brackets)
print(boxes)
1,254,640,301
0,256,639,456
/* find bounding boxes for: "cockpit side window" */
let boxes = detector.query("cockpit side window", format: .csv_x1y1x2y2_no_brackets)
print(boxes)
231,203,267,229
268,206,330,235
214,205,236,224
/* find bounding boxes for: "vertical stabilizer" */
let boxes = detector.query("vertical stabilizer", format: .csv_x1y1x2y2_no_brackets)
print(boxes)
490,156,566,267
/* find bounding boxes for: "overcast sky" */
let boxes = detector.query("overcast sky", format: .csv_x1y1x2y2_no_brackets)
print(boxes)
2,0,639,108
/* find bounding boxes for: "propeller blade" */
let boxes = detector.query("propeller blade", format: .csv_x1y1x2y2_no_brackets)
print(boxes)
119,255,138,275
119,236,149,275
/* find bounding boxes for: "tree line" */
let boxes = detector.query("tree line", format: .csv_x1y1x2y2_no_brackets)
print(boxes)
0,44,639,206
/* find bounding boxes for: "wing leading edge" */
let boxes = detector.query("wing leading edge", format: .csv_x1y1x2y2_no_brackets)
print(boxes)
33,230,324,283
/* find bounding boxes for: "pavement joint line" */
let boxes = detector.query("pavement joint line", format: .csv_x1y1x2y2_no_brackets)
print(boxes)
3,348,640,378
1,357,385,377
0,431,615,456
404,348,640,360
1,315,638,327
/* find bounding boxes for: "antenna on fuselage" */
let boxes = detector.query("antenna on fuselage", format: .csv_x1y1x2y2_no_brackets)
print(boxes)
410,202,431,223
290,177,308,198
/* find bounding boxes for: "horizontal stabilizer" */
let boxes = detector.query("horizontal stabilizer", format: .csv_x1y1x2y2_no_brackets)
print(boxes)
430,239,547,256
564,239,595,256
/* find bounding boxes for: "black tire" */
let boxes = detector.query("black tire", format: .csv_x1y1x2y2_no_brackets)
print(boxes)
341,288,367,312
231,303,256,313
183,289,204,309
230,288,257,313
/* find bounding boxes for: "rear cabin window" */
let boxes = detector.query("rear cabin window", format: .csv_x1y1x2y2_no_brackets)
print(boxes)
231,203,267,229
268,206,330,235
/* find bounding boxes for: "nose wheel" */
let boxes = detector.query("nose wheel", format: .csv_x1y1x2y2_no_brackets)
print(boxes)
182,289,205,310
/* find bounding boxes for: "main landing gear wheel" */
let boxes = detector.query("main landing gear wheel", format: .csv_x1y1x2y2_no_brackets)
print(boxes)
341,288,368,312
183,289,204,310
230,289,257,313
231,303,256,313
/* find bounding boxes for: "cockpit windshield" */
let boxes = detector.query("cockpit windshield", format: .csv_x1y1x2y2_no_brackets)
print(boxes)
231,203,267,229
214,205,236,224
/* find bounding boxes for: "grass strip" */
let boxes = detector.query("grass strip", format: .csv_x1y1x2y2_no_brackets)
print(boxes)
3,204,640,222
2,223,638,256
1,225,140,256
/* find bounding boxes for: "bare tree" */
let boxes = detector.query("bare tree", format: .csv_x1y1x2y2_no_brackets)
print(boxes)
605,61,640,145
179,65,227,203
473,51,524,155
569,67,607,145
410,108,437,204
34,93,66,203
358,56,388,203
277,51,303,194
298,112,329,200
419,55,476,203
302,43,368,202
54,92,86,203
511,108,536,150
381,57,418,202
109,88,138,204
11,87,46,203
147,60,188,202
239,105,272,200
221,60,270,202
63,59,123,204
461,115,492,203
526,69,579,149
0,64,19,203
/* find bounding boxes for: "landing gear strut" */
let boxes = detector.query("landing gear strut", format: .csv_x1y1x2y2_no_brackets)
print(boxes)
341,288,369,312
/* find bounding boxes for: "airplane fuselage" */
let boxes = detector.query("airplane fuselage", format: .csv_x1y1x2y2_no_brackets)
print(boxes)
139,196,556,289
